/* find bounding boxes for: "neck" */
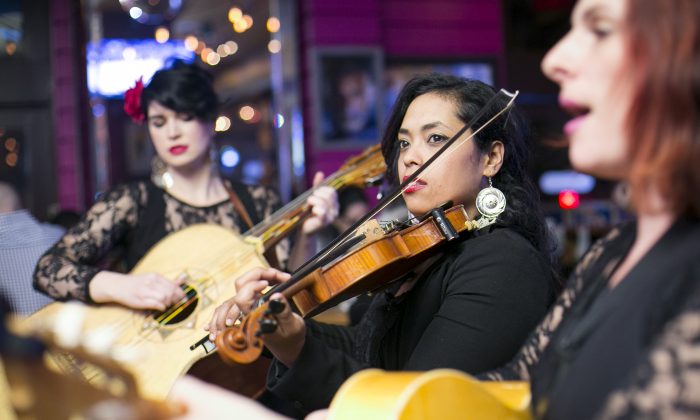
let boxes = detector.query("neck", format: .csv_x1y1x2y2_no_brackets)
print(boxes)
165,160,227,206
608,188,676,288
634,187,677,245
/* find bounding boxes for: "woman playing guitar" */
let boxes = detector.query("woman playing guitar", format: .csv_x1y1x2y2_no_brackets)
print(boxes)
205,74,558,416
33,59,337,314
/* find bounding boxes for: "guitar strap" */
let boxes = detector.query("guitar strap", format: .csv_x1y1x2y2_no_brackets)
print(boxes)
224,180,256,231
224,180,282,270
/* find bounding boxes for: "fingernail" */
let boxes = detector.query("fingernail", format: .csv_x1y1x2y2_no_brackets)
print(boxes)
225,318,233,326
209,333,215,340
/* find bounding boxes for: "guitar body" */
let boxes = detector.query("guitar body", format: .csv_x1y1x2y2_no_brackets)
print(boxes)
21,224,268,401
328,369,532,420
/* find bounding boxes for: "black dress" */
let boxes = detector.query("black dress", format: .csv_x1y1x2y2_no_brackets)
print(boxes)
266,227,556,414
484,216,700,419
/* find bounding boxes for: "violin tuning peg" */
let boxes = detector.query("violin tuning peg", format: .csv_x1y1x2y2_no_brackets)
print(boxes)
266,299,286,315
256,318,278,336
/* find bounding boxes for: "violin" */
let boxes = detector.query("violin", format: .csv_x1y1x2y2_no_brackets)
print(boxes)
215,204,477,364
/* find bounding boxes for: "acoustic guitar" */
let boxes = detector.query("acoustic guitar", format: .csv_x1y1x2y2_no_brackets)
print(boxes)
17,145,386,402
327,369,532,420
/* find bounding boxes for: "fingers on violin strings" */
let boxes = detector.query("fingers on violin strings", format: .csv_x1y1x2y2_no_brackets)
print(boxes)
224,303,241,327
209,301,235,338
236,267,288,290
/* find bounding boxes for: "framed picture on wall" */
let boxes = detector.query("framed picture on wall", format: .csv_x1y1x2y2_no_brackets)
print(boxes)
312,47,383,149
383,60,496,118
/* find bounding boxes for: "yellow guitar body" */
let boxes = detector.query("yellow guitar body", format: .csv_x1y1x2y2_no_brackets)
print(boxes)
19,224,267,401
328,369,532,420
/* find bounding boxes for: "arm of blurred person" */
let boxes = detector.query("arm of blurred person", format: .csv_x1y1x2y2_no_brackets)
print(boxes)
170,376,289,420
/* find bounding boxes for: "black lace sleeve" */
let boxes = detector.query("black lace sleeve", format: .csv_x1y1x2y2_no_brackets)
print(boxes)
482,227,624,381
33,183,143,302
595,279,700,419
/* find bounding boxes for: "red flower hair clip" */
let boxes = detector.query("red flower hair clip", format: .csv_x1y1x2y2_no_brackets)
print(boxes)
124,77,145,123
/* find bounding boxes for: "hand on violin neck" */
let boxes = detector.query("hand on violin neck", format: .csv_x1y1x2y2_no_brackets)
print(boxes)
204,267,291,340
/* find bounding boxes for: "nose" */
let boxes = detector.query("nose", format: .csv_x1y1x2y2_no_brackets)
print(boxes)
400,142,423,171
165,119,181,140
541,30,575,85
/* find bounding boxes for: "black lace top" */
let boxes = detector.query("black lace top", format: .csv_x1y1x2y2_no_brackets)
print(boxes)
33,179,287,302
484,217,700,419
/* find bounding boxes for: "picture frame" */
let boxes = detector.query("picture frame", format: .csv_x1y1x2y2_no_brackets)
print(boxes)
311,47,383,149
383,59,497,117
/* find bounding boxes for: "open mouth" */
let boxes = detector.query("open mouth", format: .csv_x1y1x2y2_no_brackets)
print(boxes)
559,98,590,136
560,98,590,117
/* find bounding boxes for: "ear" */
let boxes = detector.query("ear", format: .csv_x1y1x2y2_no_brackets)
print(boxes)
482,141,504,177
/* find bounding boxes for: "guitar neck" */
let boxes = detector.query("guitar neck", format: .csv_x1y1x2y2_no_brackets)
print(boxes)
245,170,358,253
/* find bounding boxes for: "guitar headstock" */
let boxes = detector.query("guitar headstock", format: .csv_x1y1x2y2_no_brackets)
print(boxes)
335,144,386,189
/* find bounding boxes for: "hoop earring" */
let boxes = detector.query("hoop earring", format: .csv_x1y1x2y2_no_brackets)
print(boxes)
473,177,506,230
151,155,173,189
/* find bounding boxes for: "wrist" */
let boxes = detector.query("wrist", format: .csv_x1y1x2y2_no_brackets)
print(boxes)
270,321,306,368
88,271,119,303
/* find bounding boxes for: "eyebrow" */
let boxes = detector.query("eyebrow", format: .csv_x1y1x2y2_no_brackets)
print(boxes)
398,121,452,135
574,3,608,24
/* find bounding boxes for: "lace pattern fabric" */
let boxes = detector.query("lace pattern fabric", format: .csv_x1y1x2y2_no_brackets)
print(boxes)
33,180,285,302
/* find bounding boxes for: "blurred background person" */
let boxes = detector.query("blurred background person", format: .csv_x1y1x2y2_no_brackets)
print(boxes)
323,64,379,142
0,182,63,315
315,186,369,248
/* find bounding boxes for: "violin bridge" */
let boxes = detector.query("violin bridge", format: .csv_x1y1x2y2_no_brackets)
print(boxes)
355,219,386,242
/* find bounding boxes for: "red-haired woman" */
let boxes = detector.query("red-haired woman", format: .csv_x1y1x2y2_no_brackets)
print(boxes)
482,0,700,418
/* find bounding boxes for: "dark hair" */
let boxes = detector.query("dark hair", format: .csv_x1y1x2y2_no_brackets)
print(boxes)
141,59,219,122
380,73,553,260
624,0,700,217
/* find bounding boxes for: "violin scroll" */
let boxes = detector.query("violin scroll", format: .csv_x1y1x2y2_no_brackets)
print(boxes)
215,299,286,365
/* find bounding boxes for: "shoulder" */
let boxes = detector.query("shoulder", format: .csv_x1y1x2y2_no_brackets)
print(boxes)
86,181,148,219
451,227,541,263
441,227,554,292
244,183,280,202
241,183,282,213
95,180,147,204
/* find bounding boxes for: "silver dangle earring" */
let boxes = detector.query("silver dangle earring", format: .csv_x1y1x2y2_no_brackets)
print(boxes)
474,177,506,230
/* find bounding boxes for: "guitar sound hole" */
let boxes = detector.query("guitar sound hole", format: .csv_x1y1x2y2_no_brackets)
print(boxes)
152,283,199,326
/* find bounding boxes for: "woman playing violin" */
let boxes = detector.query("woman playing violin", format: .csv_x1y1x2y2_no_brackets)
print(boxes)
206,74,558,415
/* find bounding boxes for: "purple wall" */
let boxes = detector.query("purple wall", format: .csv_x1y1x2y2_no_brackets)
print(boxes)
51,0,88,211
299,0,505,184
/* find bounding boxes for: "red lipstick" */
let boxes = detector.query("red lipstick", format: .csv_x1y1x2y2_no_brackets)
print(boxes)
402,176,427,193
169,145,188,155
